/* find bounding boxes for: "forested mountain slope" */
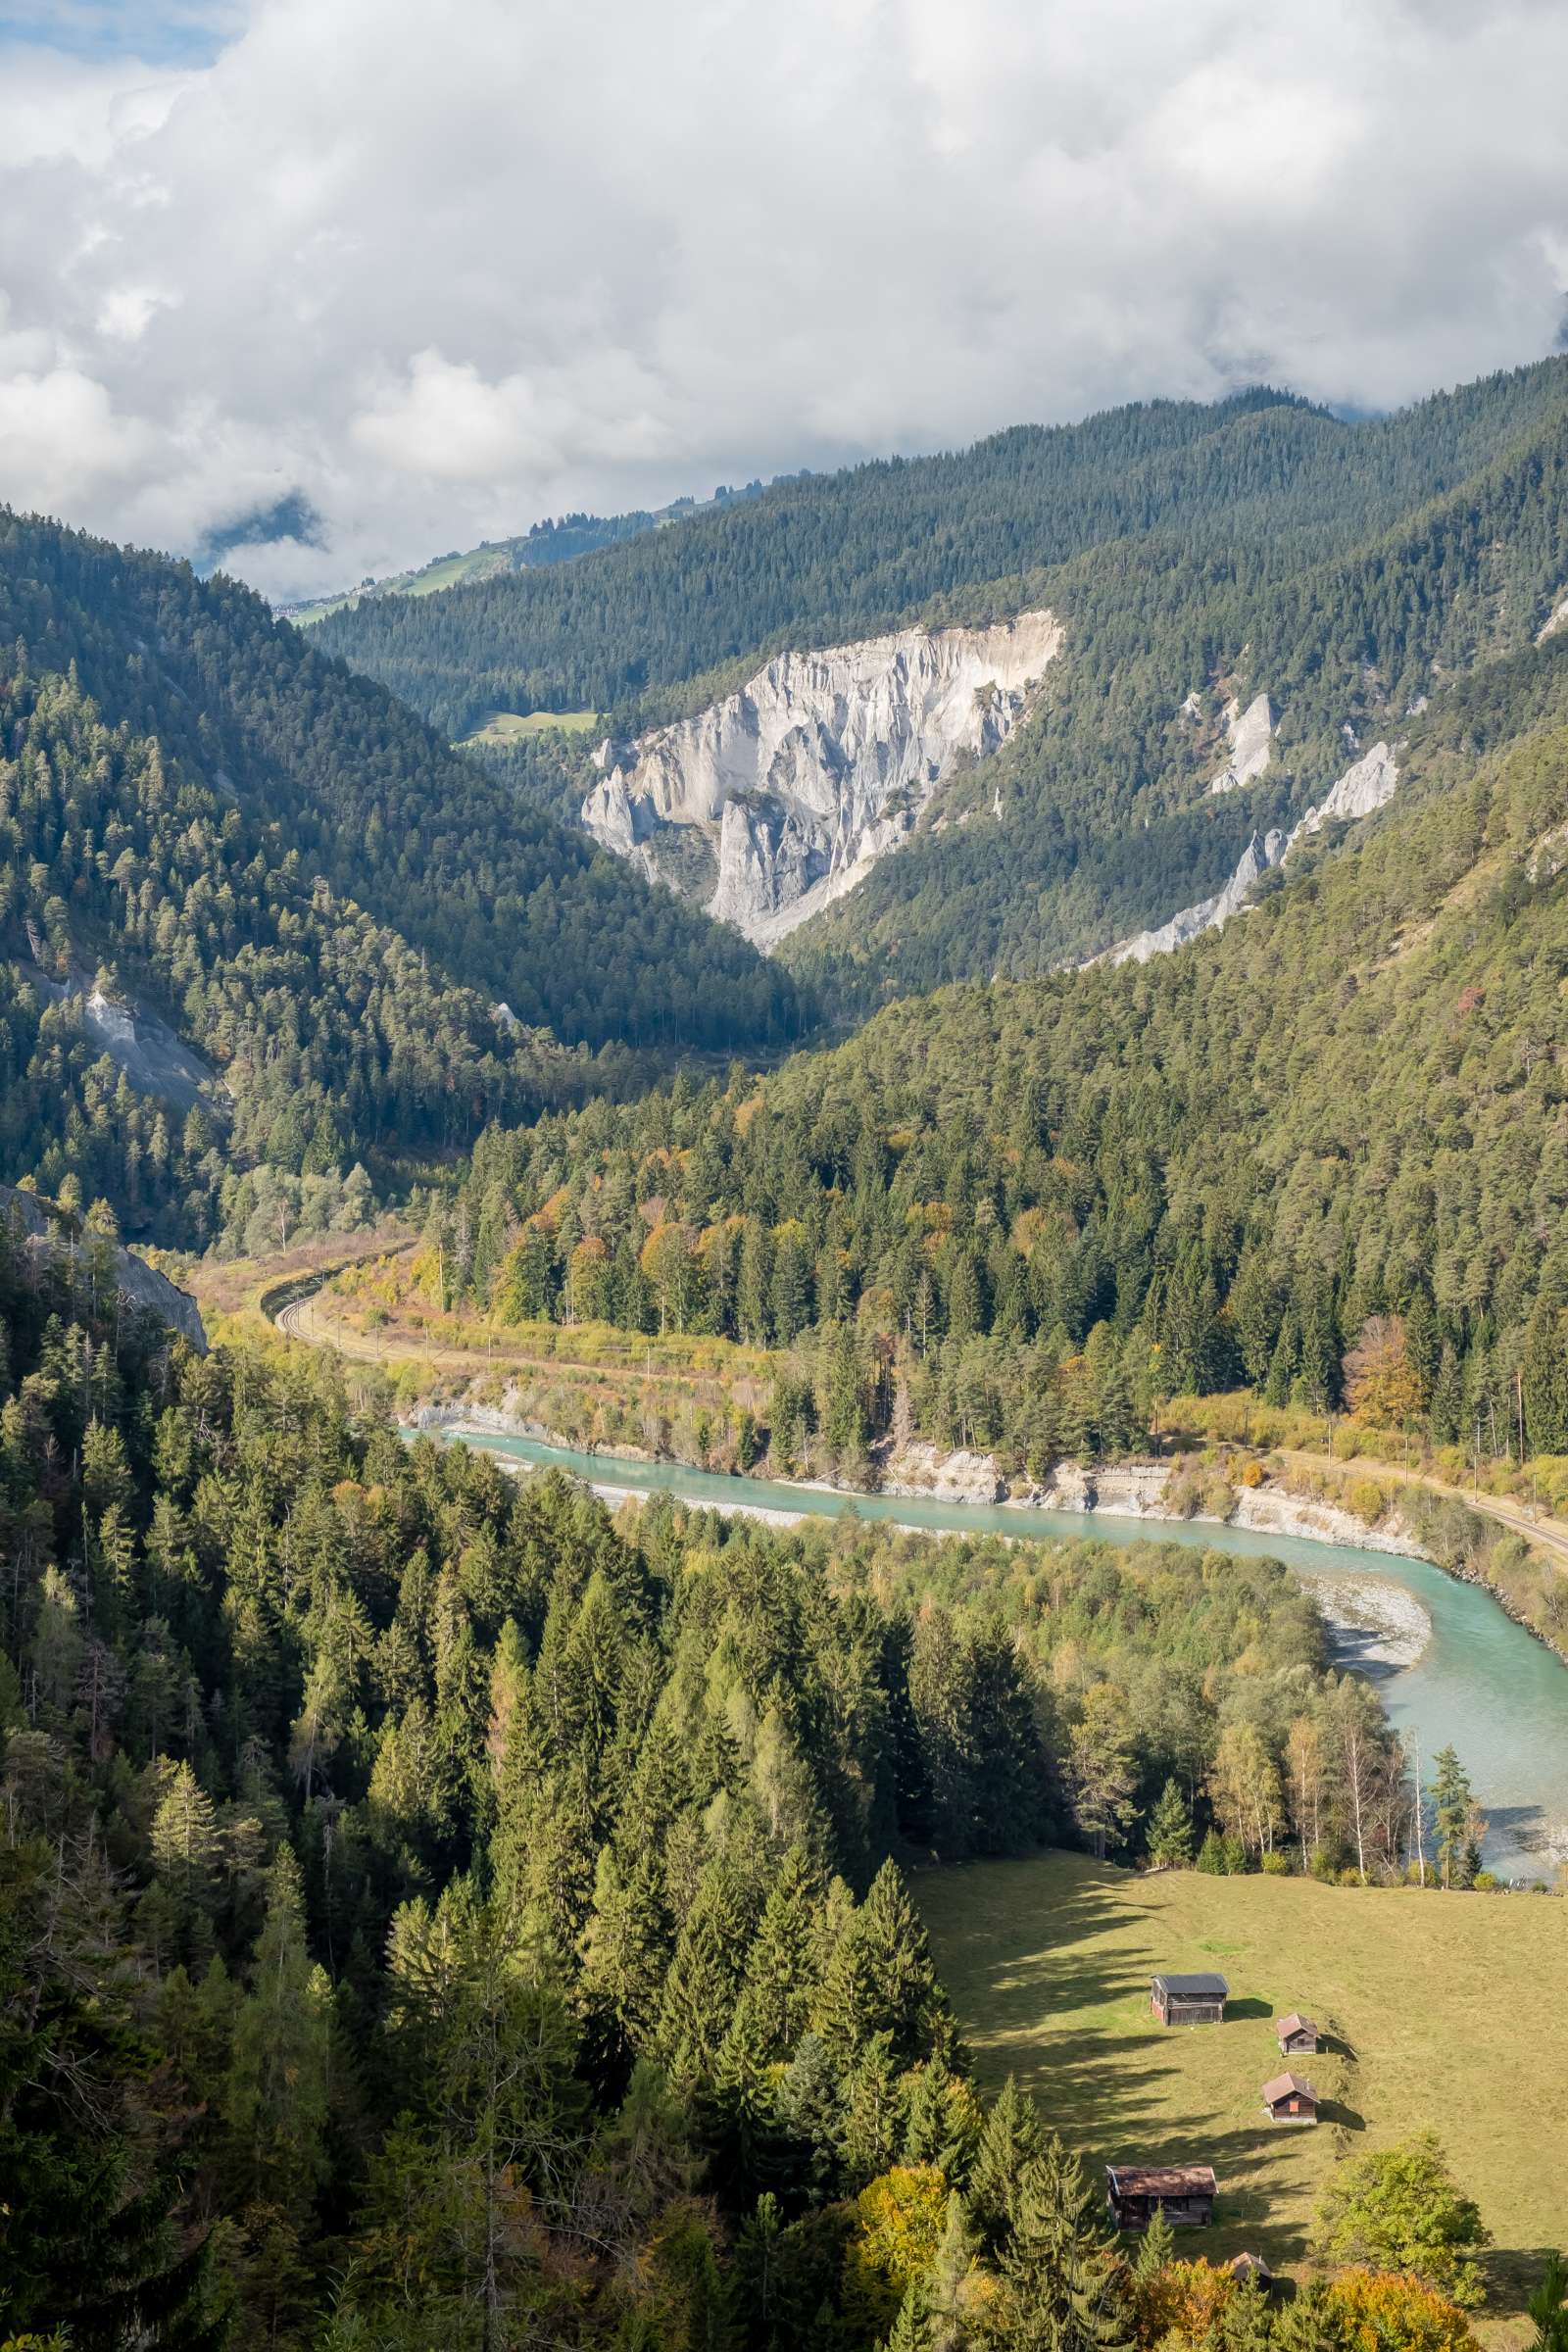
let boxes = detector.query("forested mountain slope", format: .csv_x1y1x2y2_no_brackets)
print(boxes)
284,480,761,627
315,366,1566,733
0,512,804,1059
785,383,1568,1003
439,626,1568,1475
0,1205,1396,2345
317,360,1568,1003
0,514,808,1245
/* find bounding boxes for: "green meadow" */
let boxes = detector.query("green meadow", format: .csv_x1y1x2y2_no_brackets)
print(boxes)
919,1850,1567,2322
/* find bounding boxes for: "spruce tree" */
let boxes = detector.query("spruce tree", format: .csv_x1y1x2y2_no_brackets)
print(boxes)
999,2136,1133,2352
724,1844,823,2064
969,2077,1046,2253
1431,1746,1476,1888
1145,1779,1194,1869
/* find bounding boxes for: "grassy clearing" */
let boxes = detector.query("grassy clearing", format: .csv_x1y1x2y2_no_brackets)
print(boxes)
461,708,601,745
918,1850,1566,2322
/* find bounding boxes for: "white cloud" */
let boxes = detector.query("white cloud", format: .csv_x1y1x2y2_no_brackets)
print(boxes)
0,0,1564,599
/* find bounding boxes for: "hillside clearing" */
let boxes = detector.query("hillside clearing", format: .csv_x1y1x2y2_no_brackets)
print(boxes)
918,1850,1566,2328
462,707,600,744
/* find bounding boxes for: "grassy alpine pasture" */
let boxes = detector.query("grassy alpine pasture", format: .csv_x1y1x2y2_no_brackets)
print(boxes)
462,706,600,743
919,1851,1567,2328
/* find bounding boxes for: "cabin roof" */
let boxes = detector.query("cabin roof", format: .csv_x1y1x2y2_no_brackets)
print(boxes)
1276,2012,1317,2036
1152,1972,1229,1999
1106,2164,1218,2196
1261,2073,1317,2105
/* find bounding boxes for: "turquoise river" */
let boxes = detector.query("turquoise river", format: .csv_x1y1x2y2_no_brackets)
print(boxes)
446,1427,1568,1879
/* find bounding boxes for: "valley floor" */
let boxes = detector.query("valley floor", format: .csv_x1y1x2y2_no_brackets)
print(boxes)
917,1850,1567,2338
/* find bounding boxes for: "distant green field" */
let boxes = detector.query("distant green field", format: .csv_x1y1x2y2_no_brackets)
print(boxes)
460,709,601,745
918,1851,1566,2316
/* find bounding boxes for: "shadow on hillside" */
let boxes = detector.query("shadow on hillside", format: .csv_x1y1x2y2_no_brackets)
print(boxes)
1481,2245,1560,2319
1222,1997,1273,2021
1175,2121,1318,2261
1007,2033,1177,2142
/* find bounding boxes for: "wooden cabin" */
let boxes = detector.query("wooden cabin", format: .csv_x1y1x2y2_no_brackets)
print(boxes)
1151,1972,1228,2027
1260,2071,1319,2126
1106,2164,1218,2230
1276,2011,1320,2055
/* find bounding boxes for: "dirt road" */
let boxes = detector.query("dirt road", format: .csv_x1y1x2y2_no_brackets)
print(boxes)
271,1275,750,1395
1279,1446,1568,1576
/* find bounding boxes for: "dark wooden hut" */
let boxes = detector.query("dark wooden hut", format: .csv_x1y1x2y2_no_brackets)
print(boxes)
1275,2011,1320,2055
1106,2163,1218,2230
1260,2071,1319,2125
1150,1972,1228,2026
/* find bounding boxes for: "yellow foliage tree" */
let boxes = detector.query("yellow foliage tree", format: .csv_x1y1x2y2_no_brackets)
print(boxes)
841,2163,948,2339
1321,2267,1479,2352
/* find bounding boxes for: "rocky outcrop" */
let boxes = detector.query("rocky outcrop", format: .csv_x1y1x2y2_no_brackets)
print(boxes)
1100,741,1399,968
1105,828,1287,965
1297,740,1397,835
582,612,1062,945
25,964,218,1113
1206,693,1274,795
1538,593,1568,645
0,1184,206,1350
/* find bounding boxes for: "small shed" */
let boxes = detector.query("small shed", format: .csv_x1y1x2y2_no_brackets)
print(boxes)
1229,2253,1274,2290
1260,2071,1319,2126
1276,2011,1320,2055
1151,1972,1228,2027
1106,2164,1218,2230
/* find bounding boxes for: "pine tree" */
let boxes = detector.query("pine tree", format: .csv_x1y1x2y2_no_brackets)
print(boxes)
577,1841,669,2067
222,1846,334,2246
903,2061,983,2181
928,2188,982,2351
815,1860,954,2070
149,1760,220,1941
1065,1686,1139,1860
656,1859,756,2092
1130,2200,1175,2289
885,2279,937,2351
723,1844,822,2063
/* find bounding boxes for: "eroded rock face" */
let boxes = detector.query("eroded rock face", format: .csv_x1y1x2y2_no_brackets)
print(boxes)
1297,741,1397,836
0,1184,207,1350
1206,692,1274,795
1100,740,1399,967
1537,593,1568,645
1106,829,1288,965
582,611,1062,945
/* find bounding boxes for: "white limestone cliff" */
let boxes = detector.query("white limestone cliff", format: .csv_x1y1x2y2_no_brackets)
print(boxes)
1539,593,1568,645
1105,828,1287,964
1206,692,1274,794
1297,740,1398,836
1100,740,1399,967
582,611,1062,945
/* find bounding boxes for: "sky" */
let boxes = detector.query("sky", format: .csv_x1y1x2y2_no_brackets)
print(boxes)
1,0,1566,603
